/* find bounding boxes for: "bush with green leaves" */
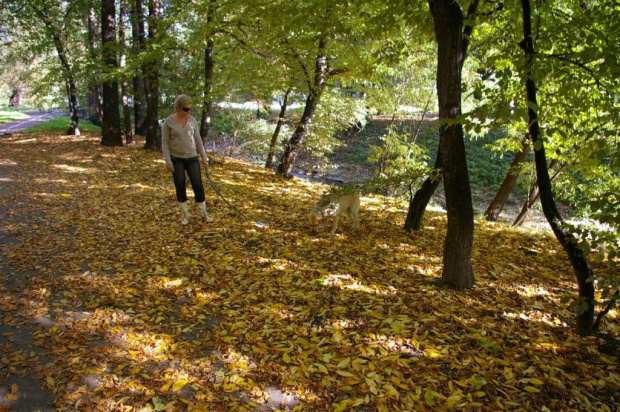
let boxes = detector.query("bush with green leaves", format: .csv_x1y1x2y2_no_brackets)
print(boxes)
304,89,369,161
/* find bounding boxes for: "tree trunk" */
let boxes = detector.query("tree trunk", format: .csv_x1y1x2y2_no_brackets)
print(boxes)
131,0,148,136
520,0,594,336
142,0,162,151
200,0,216,142
88,2,102,126
277,38,329,179
429,0,476,289
66,79,81,136
265,88,291,169
406,0,477,233
485,136,530,221
119,0,133,144
8,83,23,107
100,0,123,147
512,159,560,226
404,145,441,231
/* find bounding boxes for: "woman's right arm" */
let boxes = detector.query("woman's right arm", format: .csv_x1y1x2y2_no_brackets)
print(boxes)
162,120,173,166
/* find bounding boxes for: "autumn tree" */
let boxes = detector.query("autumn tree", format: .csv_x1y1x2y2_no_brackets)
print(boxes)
2,0,85,134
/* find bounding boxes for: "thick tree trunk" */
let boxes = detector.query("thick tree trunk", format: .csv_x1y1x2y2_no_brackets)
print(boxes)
485,136,530,221
406,0,477,233
265,88,291,169
100,0,122,147
88,3,102,126
142,0,162,151
119,0,133,144
8,83,23,107
520,0,594,336
404,145,441,231
429,0,475,289
277,38,329,178
131,0,148,136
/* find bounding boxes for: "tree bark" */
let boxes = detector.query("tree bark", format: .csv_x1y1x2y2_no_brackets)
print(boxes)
265,88,291,169
88,2,102,126
484,136,530,221
142,0,162,151
100,0,123,147
429,0,477,289
404,146,441,231
131,0,148,136
277,38,329,178
200,1,217,142
406,0,478,232
512,159,560,226
119,0,134,144
520,0,594,336
8,83,23,107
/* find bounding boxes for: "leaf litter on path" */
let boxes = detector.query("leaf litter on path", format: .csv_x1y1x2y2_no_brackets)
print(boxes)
0,133,618,411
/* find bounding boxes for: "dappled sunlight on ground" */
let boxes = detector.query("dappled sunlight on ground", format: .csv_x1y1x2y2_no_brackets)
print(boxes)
0,132,618,411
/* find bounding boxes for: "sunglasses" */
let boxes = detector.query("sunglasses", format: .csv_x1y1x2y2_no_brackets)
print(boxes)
182,107,192,112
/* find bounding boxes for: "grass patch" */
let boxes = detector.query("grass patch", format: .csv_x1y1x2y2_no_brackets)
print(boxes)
23,116,102,134
0,109,30,125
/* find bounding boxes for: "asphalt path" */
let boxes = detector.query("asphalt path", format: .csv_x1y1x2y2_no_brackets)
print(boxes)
0,109,65,134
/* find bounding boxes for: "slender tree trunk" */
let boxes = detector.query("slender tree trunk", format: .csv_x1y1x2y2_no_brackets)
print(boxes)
51,34,80,135
88,3,103,126
119,0,133,144
200,0,216,143
520,0,594,336
265,88,291,169
513,159,561,226
131,0,147,136
277,38,329,178
429,0,477,289
142,0,162,151
404,146,442,231
484,136,530,221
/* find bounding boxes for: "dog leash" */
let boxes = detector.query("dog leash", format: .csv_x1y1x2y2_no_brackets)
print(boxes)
203,166,245,217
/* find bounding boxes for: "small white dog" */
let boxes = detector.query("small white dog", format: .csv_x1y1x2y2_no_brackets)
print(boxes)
307,192,360,235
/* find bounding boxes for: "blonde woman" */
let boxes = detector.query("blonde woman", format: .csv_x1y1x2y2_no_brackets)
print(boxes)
162,94,214,224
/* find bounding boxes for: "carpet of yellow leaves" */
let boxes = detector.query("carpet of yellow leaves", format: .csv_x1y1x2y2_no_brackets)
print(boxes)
0,133,618,411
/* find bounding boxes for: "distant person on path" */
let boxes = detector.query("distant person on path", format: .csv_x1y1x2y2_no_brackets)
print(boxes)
162,94,214,225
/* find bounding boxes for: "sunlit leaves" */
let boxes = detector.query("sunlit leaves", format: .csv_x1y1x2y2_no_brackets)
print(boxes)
0,132,618,411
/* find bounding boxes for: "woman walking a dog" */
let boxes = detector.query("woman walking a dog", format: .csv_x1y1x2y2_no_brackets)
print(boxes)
162,94,214,225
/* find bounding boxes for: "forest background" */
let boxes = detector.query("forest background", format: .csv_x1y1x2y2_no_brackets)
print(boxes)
0,0,619,410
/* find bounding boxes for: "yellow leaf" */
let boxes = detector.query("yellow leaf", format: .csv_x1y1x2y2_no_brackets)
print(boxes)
524,386,540,393
336,370,354,377
529,378,544,385
283,353,291,364
159,381,173,393
317,364,329,374
337,358,351,368
10,383,18,394
446,395,462,408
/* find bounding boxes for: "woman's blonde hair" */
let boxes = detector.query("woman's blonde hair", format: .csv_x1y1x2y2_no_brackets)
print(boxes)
174,94,192,111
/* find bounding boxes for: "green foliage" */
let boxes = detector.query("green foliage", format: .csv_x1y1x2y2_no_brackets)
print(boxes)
305,89,370,159
23,116,101,134
209,109,291,165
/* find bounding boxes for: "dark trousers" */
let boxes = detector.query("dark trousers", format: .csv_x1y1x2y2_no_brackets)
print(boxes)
171,156,205,203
